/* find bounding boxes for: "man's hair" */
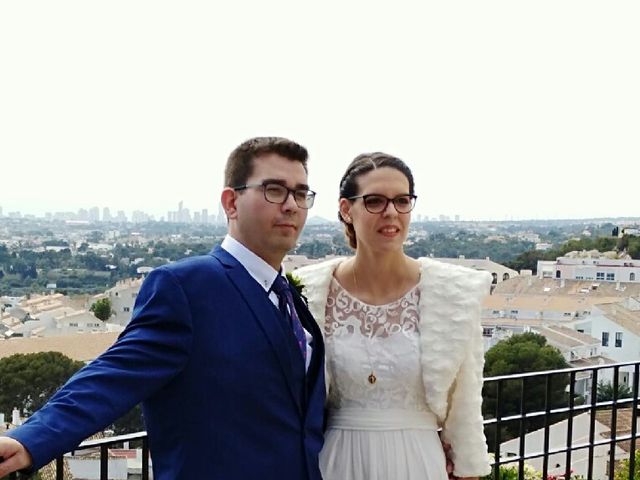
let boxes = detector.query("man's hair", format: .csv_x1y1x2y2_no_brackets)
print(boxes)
338,152,415,249
224,137,309,187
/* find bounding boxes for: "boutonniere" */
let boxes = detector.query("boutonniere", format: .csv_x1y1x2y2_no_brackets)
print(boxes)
286,272,308,305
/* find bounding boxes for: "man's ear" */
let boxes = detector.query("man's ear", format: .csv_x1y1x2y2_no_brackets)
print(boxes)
220,187,238,220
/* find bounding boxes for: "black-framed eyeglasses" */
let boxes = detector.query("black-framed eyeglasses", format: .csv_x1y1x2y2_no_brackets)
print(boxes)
348,194,417,214
234,182,316,209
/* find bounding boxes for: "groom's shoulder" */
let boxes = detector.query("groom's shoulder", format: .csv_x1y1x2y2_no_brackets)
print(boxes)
157,253,221,279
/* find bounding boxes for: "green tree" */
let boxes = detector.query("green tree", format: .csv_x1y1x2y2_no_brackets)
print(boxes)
110,403,145,435
90,297,114,321
615,449,640,480
628,237,640,259
87,230,105,243
505,249,547,273
1,473,43,480
0,244,9,263
0,352,84,417
295,240,333,258
80,252,107,270
483,333,570,448
596,380,633,402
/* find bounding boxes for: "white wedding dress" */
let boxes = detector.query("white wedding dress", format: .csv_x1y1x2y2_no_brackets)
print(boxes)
320,278,449,480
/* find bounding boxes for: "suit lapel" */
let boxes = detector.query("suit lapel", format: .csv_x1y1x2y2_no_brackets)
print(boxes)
291,288,325,405
292,290,323,369
211,247,303,415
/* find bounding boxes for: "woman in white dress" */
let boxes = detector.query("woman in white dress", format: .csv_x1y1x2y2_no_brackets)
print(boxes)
296,153,492,480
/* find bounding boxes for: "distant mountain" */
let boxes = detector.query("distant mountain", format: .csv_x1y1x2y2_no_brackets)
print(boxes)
306,216,334,225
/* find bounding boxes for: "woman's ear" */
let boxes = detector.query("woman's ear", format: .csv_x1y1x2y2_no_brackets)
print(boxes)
339,198,352,224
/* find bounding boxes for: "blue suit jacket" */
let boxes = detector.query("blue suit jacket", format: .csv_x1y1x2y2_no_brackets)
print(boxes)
8,246,326,479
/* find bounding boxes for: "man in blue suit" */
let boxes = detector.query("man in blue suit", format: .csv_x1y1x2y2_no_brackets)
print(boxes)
0,137,326,479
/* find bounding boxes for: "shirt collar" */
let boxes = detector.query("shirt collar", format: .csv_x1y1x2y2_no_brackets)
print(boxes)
220,234,282,292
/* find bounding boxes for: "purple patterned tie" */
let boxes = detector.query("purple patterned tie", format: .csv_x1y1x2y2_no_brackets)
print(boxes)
271,275,307,364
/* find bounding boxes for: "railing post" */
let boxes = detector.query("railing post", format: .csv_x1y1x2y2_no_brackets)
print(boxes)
588,368,598,480
518,377,527,480
564,370,576,480
100,444,108,480
609,365,620,480
494,379,503,480
56,455,64,480
542,374,552,480
630,364,639,480
142,435,150,480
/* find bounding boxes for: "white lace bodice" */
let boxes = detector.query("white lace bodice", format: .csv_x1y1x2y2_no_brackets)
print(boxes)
324,277,428,411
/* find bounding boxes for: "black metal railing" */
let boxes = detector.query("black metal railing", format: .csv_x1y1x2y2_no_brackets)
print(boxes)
8,360,640,480
8,431,149,480
484,360,640,480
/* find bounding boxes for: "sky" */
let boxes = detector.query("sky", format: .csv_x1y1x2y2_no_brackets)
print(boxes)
1,1,638,222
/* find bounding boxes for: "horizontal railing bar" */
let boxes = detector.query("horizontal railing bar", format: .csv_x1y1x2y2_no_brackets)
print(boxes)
491,432,640,466
75,431,148,449
483,398,638,425
484,360,640,382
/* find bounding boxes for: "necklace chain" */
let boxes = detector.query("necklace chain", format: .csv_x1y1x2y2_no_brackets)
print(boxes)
352,260,376,385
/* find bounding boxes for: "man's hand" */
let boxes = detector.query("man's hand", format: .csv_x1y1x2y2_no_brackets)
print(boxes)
0,437,32,478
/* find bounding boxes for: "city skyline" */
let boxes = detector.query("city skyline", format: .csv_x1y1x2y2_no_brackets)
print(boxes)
0,200,462,224
2,201,639,225
1,2,638,222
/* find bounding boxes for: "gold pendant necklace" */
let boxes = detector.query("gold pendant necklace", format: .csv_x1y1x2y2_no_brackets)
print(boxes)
353,260,377,385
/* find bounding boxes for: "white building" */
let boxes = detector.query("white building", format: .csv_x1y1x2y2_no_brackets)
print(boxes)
620,227,640,237
482,294,595,324
67,454,128,480
531,325,611,402
538,251,640,283
573,298,640,387
104,278,144,326
53,310,107,335
6,306,109,337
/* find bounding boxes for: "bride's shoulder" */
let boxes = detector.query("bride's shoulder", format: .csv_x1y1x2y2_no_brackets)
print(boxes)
295,257,346,283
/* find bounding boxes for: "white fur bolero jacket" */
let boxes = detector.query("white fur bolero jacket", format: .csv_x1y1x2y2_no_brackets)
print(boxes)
295,257,492,477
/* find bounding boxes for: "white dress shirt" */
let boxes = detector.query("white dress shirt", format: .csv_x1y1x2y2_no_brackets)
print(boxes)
220,235,313,371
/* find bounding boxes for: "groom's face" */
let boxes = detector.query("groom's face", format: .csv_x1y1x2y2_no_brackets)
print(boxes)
226,153,309,269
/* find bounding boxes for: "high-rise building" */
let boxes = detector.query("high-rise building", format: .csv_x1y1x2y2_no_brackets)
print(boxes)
177,201,186,223
115,210,128,223
103,207,112,222
132,210,151,223
89,207,100,223
217,203,225,225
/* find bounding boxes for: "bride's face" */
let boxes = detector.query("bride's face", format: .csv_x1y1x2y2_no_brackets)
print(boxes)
340,167,413,254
